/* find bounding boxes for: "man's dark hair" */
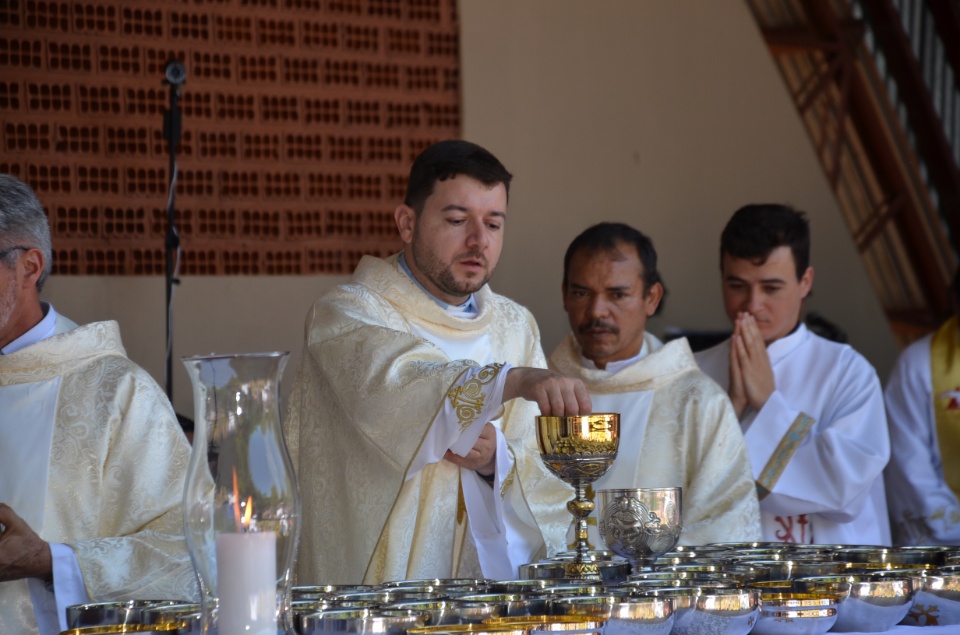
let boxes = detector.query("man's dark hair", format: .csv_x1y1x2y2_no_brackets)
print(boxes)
720,204,810,280
403,140,513,214
562,222,662,295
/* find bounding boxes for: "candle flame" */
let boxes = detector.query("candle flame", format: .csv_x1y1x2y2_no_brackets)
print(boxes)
242,496,254,528
232,468,242,532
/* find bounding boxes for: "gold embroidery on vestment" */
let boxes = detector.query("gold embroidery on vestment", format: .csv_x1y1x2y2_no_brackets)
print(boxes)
756,413,815,500
500,463,516,499
457,475,466,525
447,363,505,432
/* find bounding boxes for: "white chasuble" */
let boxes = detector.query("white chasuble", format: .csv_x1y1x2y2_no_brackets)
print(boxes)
0,321,197,635
284,255,573,585
884,331,960,544
696,324,891,545
549,333,761,548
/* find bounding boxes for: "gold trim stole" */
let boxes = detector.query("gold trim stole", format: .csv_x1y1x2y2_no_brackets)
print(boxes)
756,413,816,500
930,315,960,500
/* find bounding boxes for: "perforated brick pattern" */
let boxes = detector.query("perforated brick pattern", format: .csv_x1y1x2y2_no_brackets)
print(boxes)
0,0,460,275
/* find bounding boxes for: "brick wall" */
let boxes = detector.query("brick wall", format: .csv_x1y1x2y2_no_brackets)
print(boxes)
0,0,460,275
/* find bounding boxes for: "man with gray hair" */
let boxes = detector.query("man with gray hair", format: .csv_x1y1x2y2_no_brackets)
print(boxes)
0,174,196,634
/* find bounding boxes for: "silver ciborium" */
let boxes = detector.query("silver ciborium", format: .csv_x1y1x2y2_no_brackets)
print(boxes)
536,413,620,580
598,487,682,572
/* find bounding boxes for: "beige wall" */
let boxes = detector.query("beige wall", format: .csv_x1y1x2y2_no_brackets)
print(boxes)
460,0,897,371
43,0,899,418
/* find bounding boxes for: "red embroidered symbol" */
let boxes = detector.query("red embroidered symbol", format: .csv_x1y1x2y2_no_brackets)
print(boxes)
937,388,960,410
773,514,809,543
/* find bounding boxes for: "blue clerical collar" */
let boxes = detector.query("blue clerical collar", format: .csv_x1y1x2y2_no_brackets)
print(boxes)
398,253,478,316
2,301,58,355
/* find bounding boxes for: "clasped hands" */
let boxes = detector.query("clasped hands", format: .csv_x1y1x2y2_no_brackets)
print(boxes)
728,312,776,419
444,367,592,479
0,503,52,583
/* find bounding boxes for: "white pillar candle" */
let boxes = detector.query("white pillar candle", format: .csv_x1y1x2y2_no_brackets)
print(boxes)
216,532,278,635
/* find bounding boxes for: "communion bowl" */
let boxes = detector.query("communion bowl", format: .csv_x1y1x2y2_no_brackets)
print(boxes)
488,579,580,594
301,608,425,635
66,600,182,629
597,488,682,569
623,578,737,593
537,583,617,598
835,545,945,566
548,595,674,635
138,603,202,634
383,579,490,588
454,593,548,617
551,550,618,562
536,414,620,484
441,599,505,624
381,600,466,626
687,588,760,635
536,558,632,584
639,587,701,633
751,593,838,635
482,615,606,633
793,573,914,632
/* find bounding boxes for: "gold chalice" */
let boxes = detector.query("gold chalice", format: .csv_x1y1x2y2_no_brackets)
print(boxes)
536,413,620,580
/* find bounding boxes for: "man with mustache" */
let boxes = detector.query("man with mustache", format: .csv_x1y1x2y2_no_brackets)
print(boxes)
548,222,760,547
695,204,890,545
285,140,588,585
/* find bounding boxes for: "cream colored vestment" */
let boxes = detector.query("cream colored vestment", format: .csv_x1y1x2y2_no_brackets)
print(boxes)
0,320,197,635
549,333,761,546
284,255,572,585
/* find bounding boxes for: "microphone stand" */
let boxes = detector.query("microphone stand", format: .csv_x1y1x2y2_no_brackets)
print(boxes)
162,61,185,402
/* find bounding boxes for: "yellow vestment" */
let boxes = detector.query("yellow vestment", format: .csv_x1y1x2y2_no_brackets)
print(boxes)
284,255,572,584
931,315,960,500
0,321,197,634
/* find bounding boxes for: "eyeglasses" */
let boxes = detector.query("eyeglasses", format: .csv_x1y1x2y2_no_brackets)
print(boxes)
0,245,31,260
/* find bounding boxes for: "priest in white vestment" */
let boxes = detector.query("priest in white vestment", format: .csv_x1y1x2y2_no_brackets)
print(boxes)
884,305,960,545
548,223,761,548
0,174,196,635
284,141,588,585
695,204,891,545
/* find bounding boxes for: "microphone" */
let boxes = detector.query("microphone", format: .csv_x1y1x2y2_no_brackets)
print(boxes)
163,60,185,147
164,59,187,87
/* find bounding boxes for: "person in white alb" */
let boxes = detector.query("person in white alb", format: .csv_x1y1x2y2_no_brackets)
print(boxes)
0,174,196,635
695,204,891,545
283,140,588,585
884,271,960,545
548,223,761,547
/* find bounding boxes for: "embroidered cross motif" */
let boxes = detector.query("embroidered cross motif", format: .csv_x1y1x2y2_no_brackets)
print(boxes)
908,603,941,626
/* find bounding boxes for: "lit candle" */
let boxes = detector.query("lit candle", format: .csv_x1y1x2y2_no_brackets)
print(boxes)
216,531,277,635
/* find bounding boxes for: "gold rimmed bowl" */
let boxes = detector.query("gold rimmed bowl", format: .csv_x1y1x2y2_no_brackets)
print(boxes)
752,592,838,635
794,573,914,633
